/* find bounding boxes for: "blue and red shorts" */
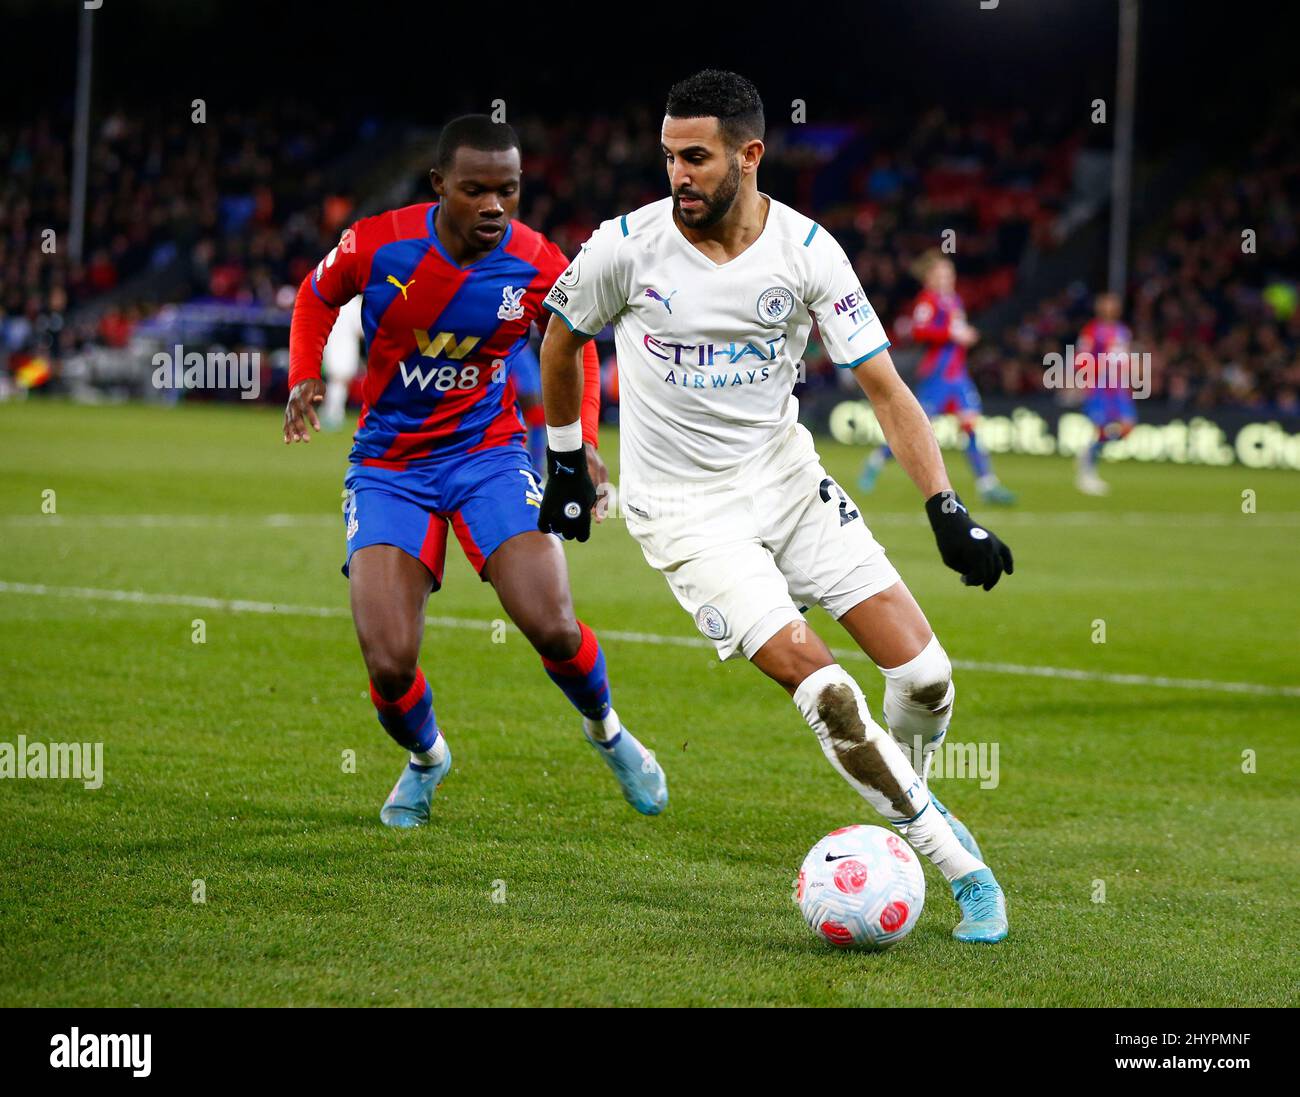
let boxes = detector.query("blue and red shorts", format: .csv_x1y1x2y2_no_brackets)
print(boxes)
1082,389,1138,427
916,372,983,419
341,444,544,589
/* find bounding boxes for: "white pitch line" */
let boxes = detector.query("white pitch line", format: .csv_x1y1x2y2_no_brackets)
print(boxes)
2,580,1298,699
937,659,1300,698
0,581,349,619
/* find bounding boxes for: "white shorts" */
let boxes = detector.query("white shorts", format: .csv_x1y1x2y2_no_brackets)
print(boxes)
623,424,901,661
322,350,361,383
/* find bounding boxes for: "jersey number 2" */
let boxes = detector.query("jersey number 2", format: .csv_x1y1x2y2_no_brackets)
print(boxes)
819,477,860,526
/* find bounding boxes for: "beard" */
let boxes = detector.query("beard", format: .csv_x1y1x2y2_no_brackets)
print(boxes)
674,158,741,229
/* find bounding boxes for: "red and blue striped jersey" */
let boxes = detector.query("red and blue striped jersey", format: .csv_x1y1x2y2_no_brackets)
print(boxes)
290,202,590,466
1078,319,1133,392
911,289,969,382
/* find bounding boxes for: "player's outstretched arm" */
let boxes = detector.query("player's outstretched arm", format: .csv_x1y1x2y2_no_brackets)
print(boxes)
285,225,363,445
852,349,950,497
284,267,343,444
852,349,1014,590
537,319,598,541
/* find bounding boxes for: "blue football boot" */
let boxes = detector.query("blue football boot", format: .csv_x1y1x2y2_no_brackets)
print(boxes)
585,711,668,815
978,482,1017,506
380,743,452,829
930,790,984,861
950,867,1009,943
858,457,883,494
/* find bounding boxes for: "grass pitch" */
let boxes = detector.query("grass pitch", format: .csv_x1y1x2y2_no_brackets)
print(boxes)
1,400,1296,1006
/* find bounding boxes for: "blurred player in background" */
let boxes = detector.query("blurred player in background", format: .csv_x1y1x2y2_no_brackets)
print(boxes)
1075,292,1136,495
320,296,363,430
539,71,1011,942
283,116,667,828
859,252,1016,505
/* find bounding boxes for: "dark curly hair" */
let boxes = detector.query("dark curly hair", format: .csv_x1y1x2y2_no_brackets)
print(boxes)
665,69,765,148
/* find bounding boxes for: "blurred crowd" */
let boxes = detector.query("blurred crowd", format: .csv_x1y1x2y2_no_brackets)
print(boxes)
0,106,360,377
519,103,1076,374
961,106,1300,415
3,98,1297,413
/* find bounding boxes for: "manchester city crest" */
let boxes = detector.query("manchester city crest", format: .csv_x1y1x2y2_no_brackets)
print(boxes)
694,604,728,641
757,286,795,325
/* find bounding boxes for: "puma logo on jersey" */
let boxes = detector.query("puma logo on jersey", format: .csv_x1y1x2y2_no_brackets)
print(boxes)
386,275,415,299
645,287,678,313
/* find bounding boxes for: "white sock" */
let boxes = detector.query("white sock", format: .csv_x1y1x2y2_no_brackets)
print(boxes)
881,635,955,782
583,708,621,746
897,804,984,882
324,379,348,425
410,735,447,768
793,664,982,882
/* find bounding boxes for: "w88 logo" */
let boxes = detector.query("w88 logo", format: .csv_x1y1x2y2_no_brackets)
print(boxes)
398,360,485,392
432,364,480,391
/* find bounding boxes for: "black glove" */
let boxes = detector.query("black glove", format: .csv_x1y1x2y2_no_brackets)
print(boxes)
538,447,596,542
925,490,1014,591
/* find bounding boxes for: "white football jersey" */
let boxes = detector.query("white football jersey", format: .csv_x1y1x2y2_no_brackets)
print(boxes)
544,195,889,485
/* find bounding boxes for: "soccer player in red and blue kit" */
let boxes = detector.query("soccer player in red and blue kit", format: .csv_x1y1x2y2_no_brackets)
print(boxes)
859,252,1015,505
1075,292,1137,495
283,116,667,827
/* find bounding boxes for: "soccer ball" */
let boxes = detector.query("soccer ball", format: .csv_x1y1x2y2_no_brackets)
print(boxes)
795,824,925,950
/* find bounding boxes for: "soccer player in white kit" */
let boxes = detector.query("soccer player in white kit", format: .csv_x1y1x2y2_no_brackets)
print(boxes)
538,71,1013,942
320,295,364,431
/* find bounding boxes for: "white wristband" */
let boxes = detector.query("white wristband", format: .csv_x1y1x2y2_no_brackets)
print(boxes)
546,421,583,451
